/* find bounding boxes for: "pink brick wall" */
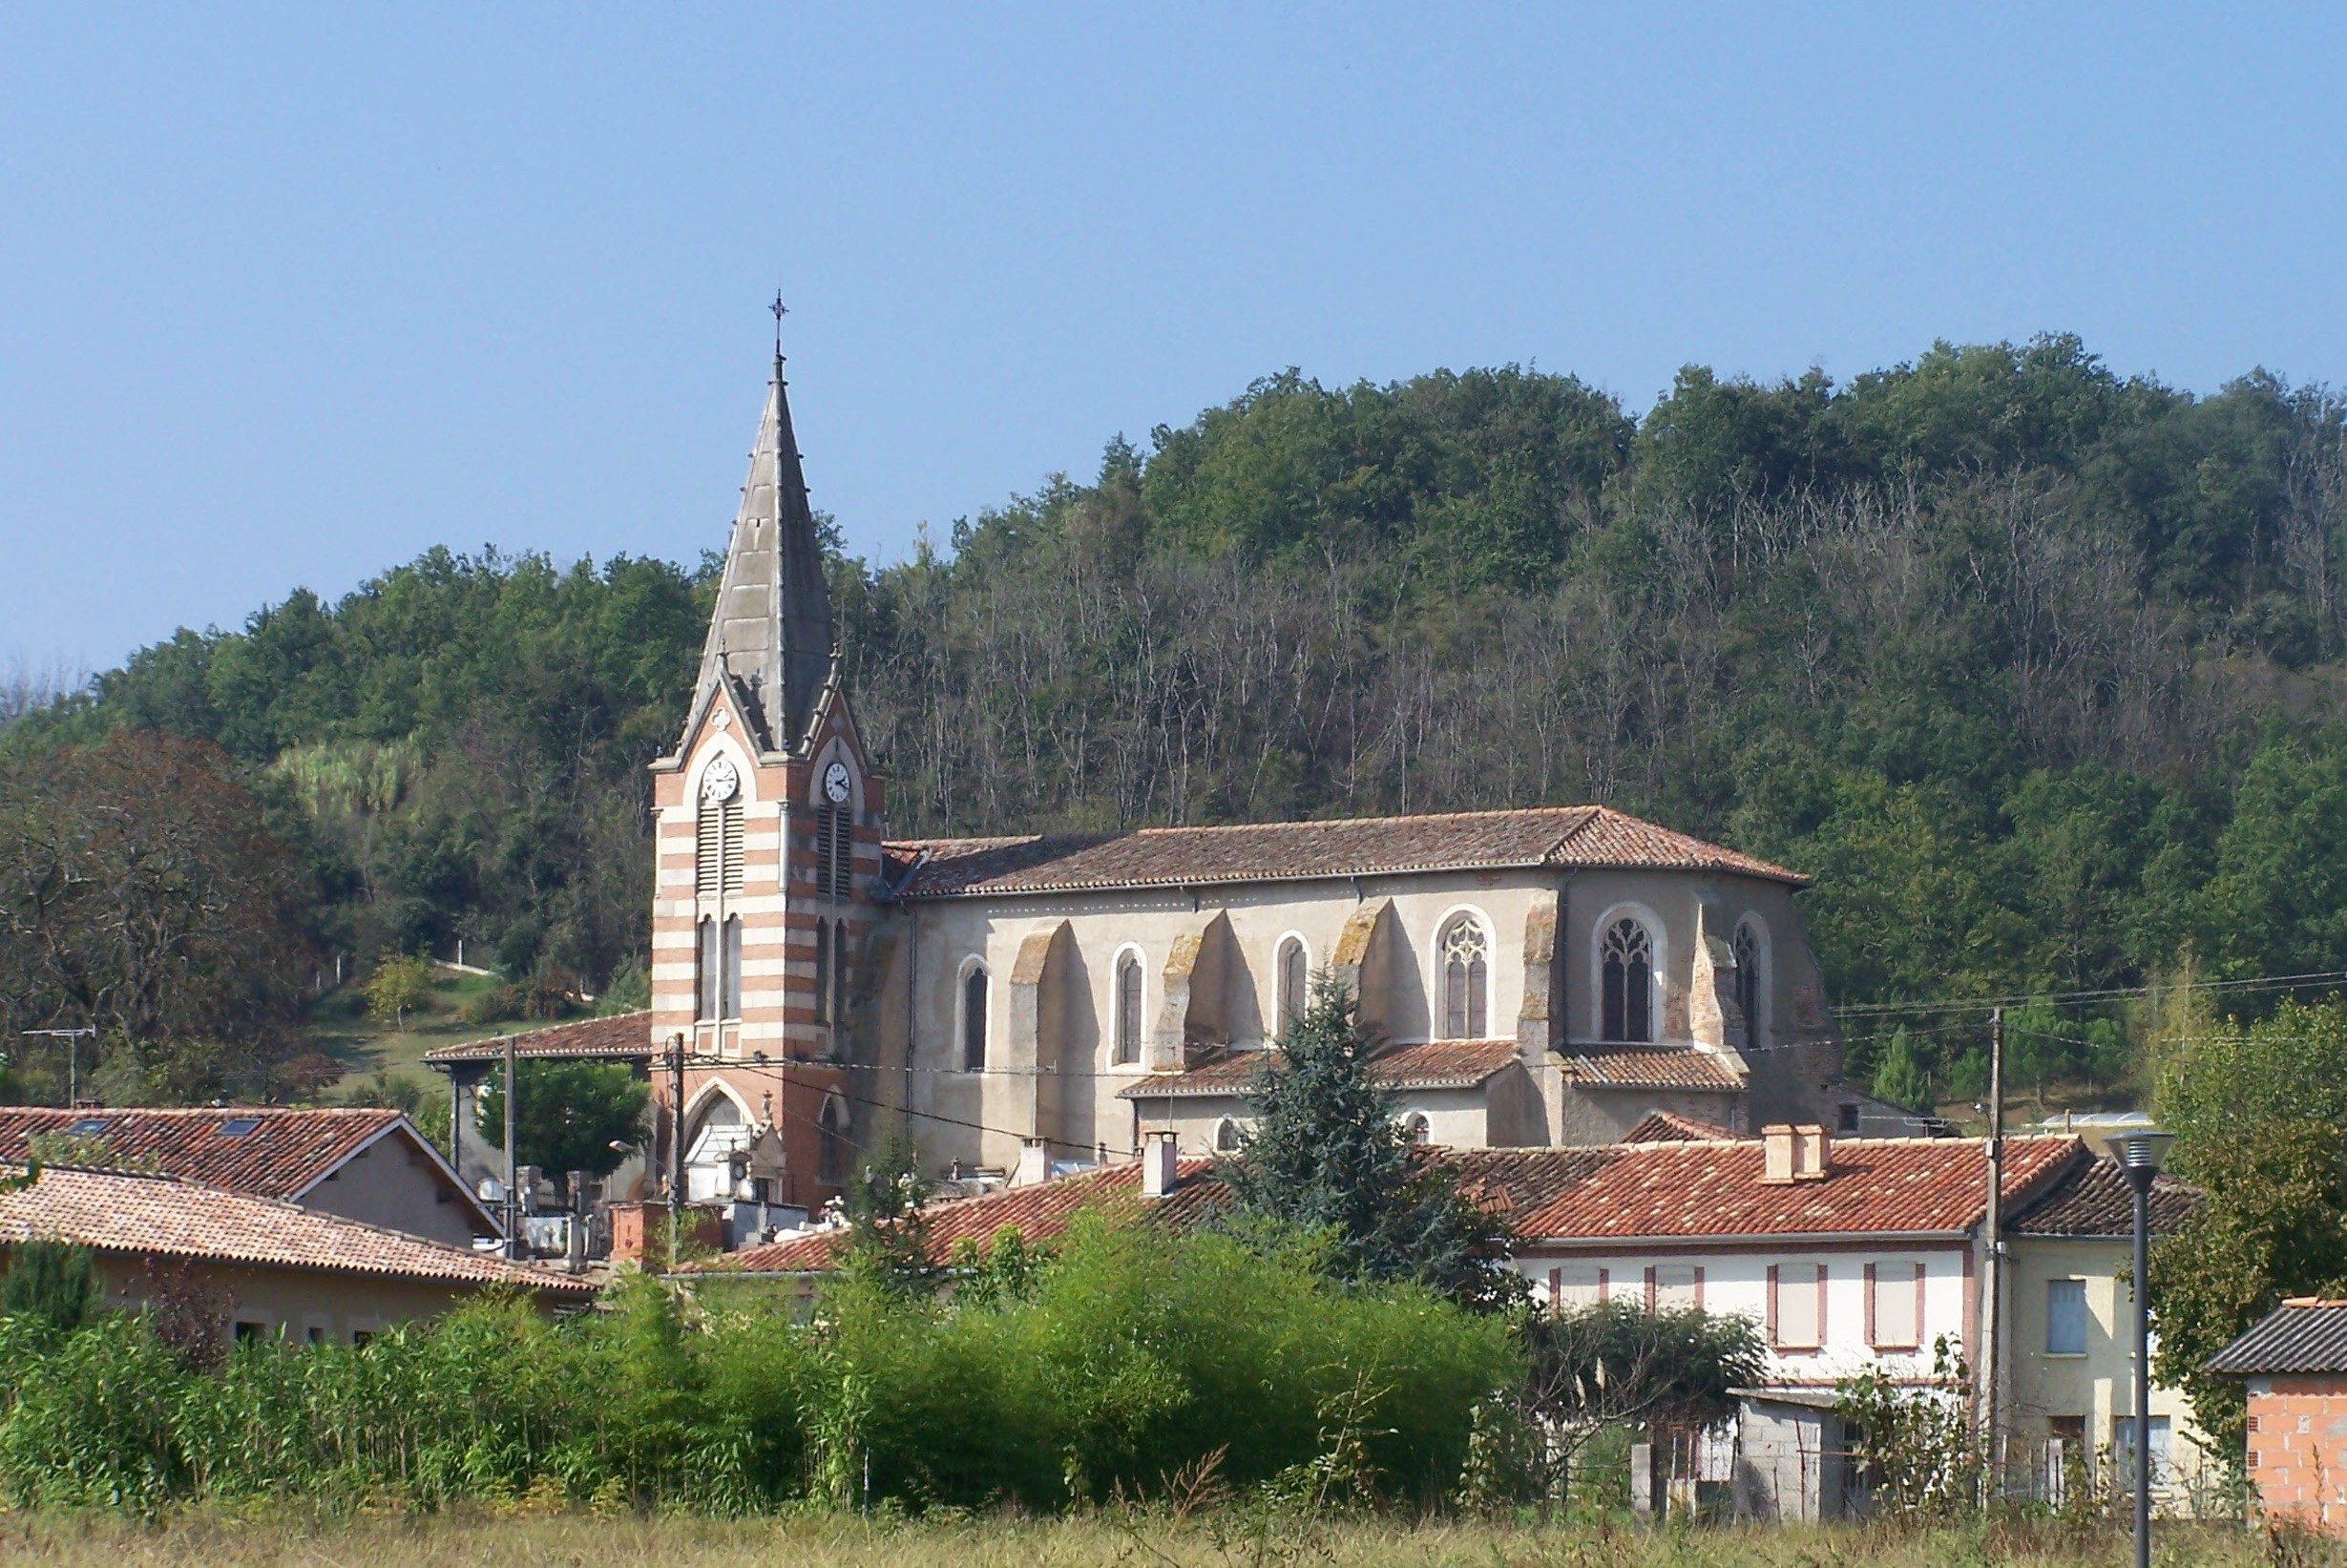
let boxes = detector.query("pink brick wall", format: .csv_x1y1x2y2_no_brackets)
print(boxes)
2250,1379,2347,1530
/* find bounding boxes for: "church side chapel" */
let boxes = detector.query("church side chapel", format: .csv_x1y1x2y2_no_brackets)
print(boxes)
633,347,1852,1214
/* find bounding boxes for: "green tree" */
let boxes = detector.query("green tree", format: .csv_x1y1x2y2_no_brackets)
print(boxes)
1871,1027,1931,1112
365,952,433,1029
836,1130,934,1300
477,1058,648,1194
2151,996,2347,1451
1516,1297,1767,1495
1218,978,1519,1310
0,1239,102,1334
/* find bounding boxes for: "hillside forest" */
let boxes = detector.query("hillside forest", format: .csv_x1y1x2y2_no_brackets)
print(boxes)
4,334,2347,1106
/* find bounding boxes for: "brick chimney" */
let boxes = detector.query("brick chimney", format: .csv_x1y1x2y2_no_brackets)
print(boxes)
1761,1123,1833,1184
1141,1130,1180,1199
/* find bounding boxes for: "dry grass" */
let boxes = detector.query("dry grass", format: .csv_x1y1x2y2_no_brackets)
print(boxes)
0,1512,2295,1568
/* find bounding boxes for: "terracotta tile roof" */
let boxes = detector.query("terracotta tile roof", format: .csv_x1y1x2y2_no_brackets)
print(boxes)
702,1158,1231,1275
1561,1046,1747,1091
0,1106,411,1202
1624,1110,1741,1143
2207,1300,2347,1377
1514,1135,2084,1243
886,805,1806,899
2006,1156,2202,1238
0,1163,592,1295
1117,1039,1522,1100
422,1012,653,1066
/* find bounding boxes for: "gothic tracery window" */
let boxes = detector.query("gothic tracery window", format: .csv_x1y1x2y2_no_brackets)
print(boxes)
962,965,989,1073
1115,951,1142,1065
1733,918,1764,1046
1601,917,1654,1043
1277,937,1309,1035
1439,914,1489,1039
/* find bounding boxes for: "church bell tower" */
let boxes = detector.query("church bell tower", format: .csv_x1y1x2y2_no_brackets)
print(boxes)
645,331,880,1216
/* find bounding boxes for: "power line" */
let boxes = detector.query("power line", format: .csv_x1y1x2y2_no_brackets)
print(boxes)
1832,970,2345,1020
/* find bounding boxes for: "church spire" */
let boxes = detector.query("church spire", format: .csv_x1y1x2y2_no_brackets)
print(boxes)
692,313,836,754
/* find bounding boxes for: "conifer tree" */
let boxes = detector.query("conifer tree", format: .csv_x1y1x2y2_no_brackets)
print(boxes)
1217,977,1519,1310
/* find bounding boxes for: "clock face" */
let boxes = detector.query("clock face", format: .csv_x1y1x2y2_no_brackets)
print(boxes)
700,757,740,803
823,761,852,805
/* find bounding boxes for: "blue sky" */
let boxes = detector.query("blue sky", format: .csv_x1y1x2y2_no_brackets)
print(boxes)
5,6,2345,673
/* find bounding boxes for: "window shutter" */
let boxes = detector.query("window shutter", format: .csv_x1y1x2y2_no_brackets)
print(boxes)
1644,1265,1658,1313
1547,1267,1561,1310
1767,1265,1780,1346
1693,1266,1706,1311
1598,1267,1609,1303
1865,1262,1877,1347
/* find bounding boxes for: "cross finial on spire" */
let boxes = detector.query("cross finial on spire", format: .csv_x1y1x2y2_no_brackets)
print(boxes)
770,289,787,358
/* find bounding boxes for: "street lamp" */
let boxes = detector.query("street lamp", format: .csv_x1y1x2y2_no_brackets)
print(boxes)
2102,1125,2175,1568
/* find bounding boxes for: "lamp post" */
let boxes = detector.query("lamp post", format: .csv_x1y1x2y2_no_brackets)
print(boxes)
2104,1124,2175,1568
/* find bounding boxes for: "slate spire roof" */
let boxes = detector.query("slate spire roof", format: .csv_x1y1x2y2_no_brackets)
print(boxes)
692,349,835,754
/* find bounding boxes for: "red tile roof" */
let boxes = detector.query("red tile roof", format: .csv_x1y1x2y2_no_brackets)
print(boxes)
1515,1135,2084,1243
1116,1039,1522,1100
0,1164,593,1295
702,1157,1230,1275
1561,1046,1747,1091
422,1012,653,1066
1624,1110,1741,1142
0,1107,409,1202
886,805,1806,899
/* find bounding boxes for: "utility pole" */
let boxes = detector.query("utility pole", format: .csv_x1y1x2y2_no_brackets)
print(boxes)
1980,1006,2006,1500
668,1033,687,1272
24,1028,96,1107
502,1033,520,1261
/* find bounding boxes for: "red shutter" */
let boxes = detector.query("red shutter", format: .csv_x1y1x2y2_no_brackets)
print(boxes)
1693,1265,1706,1311
1597,1267,1609,1303
1644,1265,1658,1313
1547,1267,1561,1310
1864,1262,1878,1348
1766,1265,1780,1347
1817,1263,1830,1344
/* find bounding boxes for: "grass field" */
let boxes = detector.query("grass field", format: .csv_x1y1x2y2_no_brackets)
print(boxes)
0,1513,2296,1568
304,969,524,1095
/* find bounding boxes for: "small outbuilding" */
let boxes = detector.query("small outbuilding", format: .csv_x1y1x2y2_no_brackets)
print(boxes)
2207,1297,2347,1532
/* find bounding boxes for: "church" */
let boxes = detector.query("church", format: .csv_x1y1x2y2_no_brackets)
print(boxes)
468,353,1854,1219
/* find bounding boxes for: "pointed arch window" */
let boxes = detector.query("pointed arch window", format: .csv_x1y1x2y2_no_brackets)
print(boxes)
1439,914,1489,1039
1733,918,1765,1047
721,916,743,1020
818,1098,849,1185
1114,951,1143,1066
696,917,720,1022
830,920,850,1040
1277,937,1309,1036
1601,917,1654,1043
961,965,989,1073
814,918,831,1024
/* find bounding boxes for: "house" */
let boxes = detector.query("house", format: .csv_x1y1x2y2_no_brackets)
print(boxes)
2206,1297,2347,1532
0,1162,593,1344
607,348,1870,1212
696,1120,2204,1521
0,1106,499,1248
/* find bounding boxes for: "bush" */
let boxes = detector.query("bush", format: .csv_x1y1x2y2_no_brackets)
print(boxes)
0,1211,1516,1515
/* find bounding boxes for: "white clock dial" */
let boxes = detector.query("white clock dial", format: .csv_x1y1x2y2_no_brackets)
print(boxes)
823,761,852,805
700,757,740,803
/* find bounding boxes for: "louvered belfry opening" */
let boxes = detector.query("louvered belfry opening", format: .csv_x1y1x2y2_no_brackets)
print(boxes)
814,802,852,903
698,796,744,898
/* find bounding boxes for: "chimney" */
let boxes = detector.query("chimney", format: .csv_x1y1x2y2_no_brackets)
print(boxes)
1762,1124,1833,1183
1141,1130,1179,1199
1015,1139,1051,1188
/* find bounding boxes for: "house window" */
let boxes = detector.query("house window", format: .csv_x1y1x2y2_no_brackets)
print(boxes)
1601,918,1654,1043
1733,918,1765,1045
2047,1279,2088,1355
696,917,720,1021
722,916,743,1020
962,966,989,1073
2111,1415,2171,1485
1277,937,1309,1034
1115,951,1143,1065
1406,1113,1432,1144
1438,914,1489,1039
1214,1118,1242,1152
1869,1261,1922,1349
814,918,831,1024
1771,1263,1825,1349
818,1098,848,1185
1650,1265,1701,1311
1553,1265,1608,1308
